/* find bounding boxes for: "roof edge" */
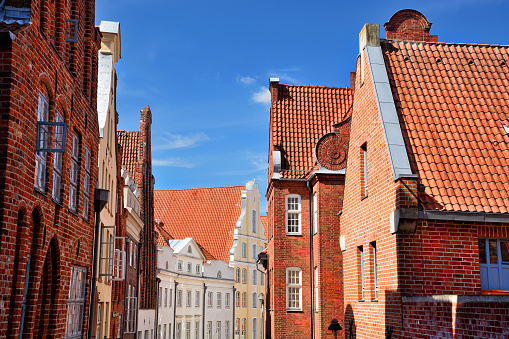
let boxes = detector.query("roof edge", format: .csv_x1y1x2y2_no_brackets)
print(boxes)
420,210,509,224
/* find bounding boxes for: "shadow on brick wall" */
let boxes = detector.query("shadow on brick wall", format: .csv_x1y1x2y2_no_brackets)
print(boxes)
344,304,356,338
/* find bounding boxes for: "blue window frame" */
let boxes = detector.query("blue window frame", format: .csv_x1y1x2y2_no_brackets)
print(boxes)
479,238,509,291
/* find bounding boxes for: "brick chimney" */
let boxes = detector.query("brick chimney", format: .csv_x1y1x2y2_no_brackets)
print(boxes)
384,9,437,42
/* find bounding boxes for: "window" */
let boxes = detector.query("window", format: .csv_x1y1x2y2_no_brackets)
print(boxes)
285,195,301,235
65,266,87,339
69,132,80,212
217,270,222,279
235,318,240,339
133,243,137,269
207,291,213,307
314,267,319,311
358,246,365,300
242,269,247,284
479,238,509,291
185,322,191,339
225,321,230,339
164,288,168,307
82,147,91,219
176,323,181,339
252,210,256,233
177,290,182,307
252,318,257,339
158,325,161,339
361,143,368,198
371,242,378,300
313,192,318,234
252,292,257,308
178,261,183,271
186,290,191,307
188,245,192,253
35,91,49,191
196,264,200,274
195,321,199,339
241,243,246,258
217,292,222,308
187,262,192,273
252,244,257,259
235,268,240,283
52,113,64,202
163,324,167,339
206,321,212,339
225,293,230,308
216,321,221,339
169,288,173,307
241,319,246,339
195,290,200,307
286,267,302,310
242,292,246,307
252,270,257,285
261,271,264,286
235,291,240,307
158,287,162,306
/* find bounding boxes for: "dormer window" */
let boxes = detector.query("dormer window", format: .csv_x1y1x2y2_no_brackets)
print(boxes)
188,245,192,253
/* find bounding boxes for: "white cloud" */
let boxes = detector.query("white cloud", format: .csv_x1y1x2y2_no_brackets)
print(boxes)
153,158,197,168
237,75,256,85
153,132,210,151
251,87,271,105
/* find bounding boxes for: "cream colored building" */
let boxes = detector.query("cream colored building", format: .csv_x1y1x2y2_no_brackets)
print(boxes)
230,181,265,339
96,20,121,339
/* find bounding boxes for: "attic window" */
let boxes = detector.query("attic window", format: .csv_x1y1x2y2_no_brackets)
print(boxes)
188,245,192,253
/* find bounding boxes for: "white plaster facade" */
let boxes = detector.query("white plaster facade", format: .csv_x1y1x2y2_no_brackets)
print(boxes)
157,238,235,339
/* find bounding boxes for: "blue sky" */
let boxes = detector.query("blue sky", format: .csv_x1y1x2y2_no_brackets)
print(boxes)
95,0,509,214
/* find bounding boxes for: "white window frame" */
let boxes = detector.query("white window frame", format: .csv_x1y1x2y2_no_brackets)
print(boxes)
285,195,301,235
195,321,199,339
207,291,213,307
52,112,64,202
260,271,264,286
225,293,230,308
177,290,182,307
241,243,246,258
313,192,318,234
235,318,240,339
82,147,91,219
176,322,181,339
252,270,257,285
178,260,183,271
111,236,126,281
225,321,230,339
372,242,378,300
187,262,192,273
235,291,240,307
252,318,257,339
252,292,257,309
242,269,247,284
185,321,191,339
242,292,246,308
206,321,212,339
186,290,192,307
164,288,168,307
252,243,257,260
286,267,302,311
216,292,222,308
169,288,173,307
196,264,200,274
65,266,87,339
69,132,80,212
195,290,200,307
359,246,365,300
216,321,221,339
251,209,256,233
235,268,240,283
35,91,49,192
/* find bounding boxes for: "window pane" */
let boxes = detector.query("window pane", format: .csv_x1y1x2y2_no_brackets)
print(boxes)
478,239,487,264
501,240,509,264
489,239,498,265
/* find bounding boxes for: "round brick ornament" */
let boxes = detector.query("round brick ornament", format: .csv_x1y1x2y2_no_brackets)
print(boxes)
315,133,347,170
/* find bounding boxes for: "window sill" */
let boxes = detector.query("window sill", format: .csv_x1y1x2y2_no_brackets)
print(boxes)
371,299,378,302
358,299,365,302
481,290,509,295
34,187,47,197
68,208,79,217
285,233,302,236
286,309,303,312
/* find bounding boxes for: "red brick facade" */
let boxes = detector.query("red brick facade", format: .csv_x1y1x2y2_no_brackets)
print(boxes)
0,0,100,338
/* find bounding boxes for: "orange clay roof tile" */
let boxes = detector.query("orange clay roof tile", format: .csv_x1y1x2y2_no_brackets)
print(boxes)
382,40,509,214
154,186,244,262
117,130,139,176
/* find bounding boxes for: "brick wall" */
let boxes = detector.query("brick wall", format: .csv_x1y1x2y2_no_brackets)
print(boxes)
0,0,100,337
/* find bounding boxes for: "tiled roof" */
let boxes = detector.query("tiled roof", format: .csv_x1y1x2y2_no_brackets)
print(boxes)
154,186,244,262
155,223,173,246
382,40,509,213
270,84,353,178
117,130,139,175
260,215,268,241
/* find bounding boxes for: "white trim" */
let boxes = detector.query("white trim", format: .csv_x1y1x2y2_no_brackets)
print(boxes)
285,194,301,235
286,267,302,311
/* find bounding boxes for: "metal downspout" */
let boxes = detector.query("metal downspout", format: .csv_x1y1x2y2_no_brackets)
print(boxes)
173,281,178,339
307,179,315,339
202,283,207,339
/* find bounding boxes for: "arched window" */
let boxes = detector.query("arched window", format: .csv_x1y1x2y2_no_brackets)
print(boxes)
235,291,240,307
252,270,257,285
242,292,246,307
35,90,50,192
251,209,256,233
217,270,222,279
252,318,257,339
252,292,257,308
252,243,257,259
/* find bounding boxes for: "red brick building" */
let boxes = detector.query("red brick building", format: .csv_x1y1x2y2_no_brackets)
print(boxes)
340,9,509,338
263,81,353,338
117,106,158,329
0,0,101,338
264,9,509,339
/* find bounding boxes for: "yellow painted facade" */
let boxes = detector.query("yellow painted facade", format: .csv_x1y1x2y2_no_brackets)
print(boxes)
230,180,265,339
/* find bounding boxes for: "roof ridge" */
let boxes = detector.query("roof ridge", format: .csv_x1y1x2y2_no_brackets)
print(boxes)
155,185,245,192
383,39,509,48
278,83,352,90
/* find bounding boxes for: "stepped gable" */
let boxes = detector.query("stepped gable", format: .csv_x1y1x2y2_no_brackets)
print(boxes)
382,38,509,213
269,82,353,179
154,186,244,262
